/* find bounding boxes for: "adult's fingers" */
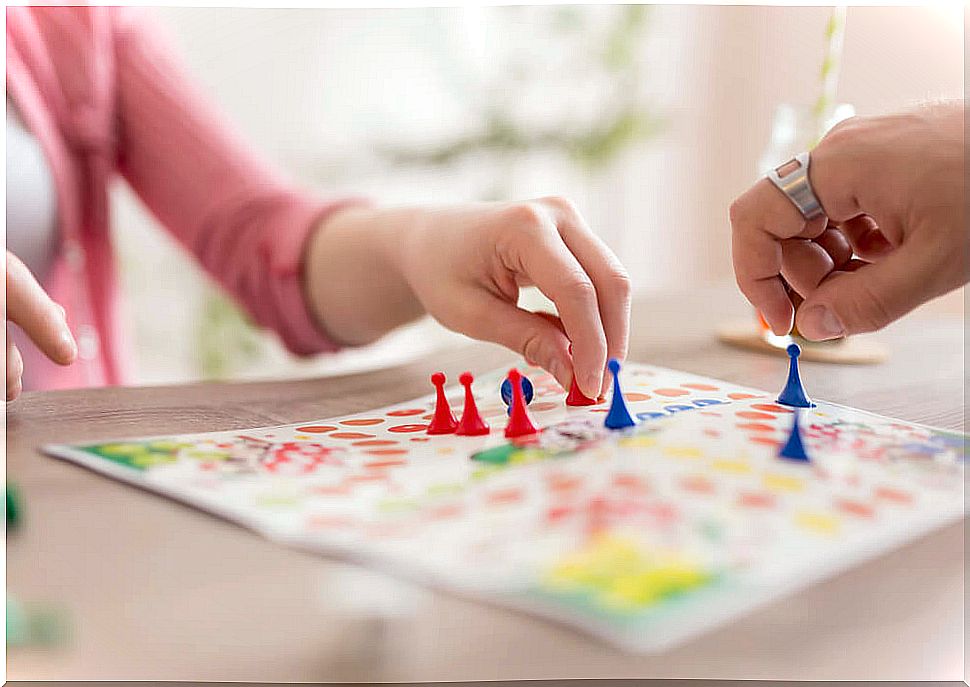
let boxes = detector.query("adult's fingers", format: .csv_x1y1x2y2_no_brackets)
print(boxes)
779,226,854,297
814,225,853,269
7,334,23,401
837,215,895,261
796,241,944,340
5,252,77,365
730,130,881,335
730,177,826,334
505,207,608,399
540,197,632,386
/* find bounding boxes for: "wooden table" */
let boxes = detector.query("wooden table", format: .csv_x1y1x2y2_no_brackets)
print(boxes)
6,287,965,682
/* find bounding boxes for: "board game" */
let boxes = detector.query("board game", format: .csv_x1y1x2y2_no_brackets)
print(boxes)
43,359,967,652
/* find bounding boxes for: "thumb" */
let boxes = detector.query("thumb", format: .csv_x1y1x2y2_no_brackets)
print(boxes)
462,293,573,390
796,243,944,339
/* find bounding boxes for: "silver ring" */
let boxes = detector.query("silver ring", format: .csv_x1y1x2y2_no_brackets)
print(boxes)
766,151,825,220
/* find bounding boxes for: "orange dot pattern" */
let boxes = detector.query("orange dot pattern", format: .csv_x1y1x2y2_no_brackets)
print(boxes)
654,388,690,397
387,408,425,417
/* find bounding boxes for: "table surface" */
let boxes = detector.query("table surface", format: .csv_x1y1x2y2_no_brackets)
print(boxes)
6,286,966,682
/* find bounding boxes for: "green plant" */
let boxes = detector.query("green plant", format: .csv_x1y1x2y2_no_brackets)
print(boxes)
196,288,264,379
381,6,662,176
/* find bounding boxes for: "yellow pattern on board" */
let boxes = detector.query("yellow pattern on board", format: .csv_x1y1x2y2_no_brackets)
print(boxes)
545,534,711,612
762,472,805,492
509,449,549,465
711,459,752,474
618,436,657,449
662,445,703,459
794,510,840,535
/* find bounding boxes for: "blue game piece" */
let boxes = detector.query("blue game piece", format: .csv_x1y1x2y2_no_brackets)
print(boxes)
777,343,815,408
779,409,810,462
604,358,638,430
501,375,534,415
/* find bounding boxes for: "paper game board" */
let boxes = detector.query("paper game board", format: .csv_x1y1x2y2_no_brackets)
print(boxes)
43,363,967,652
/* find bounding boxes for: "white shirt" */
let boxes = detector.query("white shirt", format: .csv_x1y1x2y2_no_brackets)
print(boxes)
6,98,59,283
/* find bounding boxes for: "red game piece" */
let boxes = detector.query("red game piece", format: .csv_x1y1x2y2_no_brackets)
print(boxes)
504,369,539,438
426,372,458,435
564,343,597,406
565,377,597,406
456,372,490,436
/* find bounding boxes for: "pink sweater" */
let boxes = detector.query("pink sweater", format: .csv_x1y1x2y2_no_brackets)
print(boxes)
6,6,357,389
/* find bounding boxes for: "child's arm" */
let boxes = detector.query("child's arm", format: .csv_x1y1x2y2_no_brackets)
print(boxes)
111,10,628,398
730,101,966,340
304,201,631,399
112,9,361,357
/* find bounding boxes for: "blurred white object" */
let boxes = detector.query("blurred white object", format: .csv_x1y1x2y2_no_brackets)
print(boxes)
758,102,855,176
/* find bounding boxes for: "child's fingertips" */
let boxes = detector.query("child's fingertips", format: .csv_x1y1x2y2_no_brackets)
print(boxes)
599,371,611,398
57,329,78,363
582,371,602,400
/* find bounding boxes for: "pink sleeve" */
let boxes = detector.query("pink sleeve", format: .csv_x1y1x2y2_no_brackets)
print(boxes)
110,9,363,355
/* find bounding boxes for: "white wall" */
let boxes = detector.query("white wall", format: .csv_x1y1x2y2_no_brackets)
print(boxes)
110,6,965,385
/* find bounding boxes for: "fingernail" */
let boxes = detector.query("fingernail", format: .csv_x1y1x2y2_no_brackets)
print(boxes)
60,330,78,360
799,306,844,340
582,371,602,400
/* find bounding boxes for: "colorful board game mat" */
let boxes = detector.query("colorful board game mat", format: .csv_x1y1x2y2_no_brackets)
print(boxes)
43,363,966,653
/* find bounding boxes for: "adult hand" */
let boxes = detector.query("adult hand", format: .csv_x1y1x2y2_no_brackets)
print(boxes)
730,101,967,340
5,251,77,400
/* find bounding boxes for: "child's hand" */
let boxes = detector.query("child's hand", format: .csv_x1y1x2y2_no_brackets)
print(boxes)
306,198,630,399
400,198,631,398
730,101,967,339
5,251,77,401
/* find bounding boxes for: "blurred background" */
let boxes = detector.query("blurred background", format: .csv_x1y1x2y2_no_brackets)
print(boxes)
108,5,964,386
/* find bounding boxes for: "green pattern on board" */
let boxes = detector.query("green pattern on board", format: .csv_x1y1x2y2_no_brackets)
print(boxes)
80,440,189,471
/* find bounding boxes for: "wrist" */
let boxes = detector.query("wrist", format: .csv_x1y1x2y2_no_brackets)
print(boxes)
303,204,426,346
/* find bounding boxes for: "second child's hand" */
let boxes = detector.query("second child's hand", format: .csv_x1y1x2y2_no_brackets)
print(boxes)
5,251,77,401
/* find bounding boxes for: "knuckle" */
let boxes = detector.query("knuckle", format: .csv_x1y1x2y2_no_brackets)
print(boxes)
606,266,632,300
540,195,578,215
561,274,598,303
728,198,746,226
504,203,547,231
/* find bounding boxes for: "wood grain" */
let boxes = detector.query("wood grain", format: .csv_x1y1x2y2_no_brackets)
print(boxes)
6,286,966,682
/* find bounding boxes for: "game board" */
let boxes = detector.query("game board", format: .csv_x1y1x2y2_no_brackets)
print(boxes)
43,362,967,652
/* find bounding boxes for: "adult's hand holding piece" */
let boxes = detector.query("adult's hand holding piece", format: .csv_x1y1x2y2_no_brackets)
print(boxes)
730,101,967,340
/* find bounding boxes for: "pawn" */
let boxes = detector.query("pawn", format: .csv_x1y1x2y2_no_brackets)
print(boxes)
565,377,597,406
501,374,534,415
504,369,539,438
426,372,458,435
779,409,810,462
604,358,638,430
777,343,815,408
565,344,597,407
456,372,490,436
